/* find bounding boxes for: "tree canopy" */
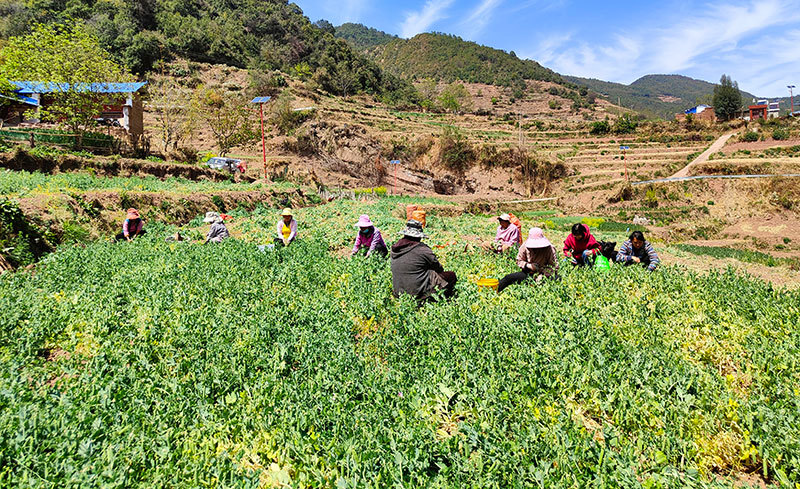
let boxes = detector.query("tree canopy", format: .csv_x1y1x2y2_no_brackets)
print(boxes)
713,74,743,121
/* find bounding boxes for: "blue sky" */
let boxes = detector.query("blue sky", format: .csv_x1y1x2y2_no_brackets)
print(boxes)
296,0,800,97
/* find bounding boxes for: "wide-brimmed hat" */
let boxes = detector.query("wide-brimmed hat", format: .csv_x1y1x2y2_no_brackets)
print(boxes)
355,214,374,228
203,211,222,223
498,213,511,222
281,208,293,217
126,208,140,219
525,227,551,248
398,219,427,239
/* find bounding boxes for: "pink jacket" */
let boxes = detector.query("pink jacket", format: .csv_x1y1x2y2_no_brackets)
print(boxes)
495,224,520,246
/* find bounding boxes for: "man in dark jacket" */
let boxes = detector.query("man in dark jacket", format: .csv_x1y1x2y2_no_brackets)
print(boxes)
391,220,457,301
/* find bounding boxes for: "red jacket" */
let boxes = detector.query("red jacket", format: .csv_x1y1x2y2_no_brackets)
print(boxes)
563,224,600,259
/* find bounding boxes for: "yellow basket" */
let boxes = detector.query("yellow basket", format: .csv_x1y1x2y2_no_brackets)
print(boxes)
476,278,499,291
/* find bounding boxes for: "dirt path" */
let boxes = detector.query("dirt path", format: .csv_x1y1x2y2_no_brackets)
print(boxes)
669,132,737,179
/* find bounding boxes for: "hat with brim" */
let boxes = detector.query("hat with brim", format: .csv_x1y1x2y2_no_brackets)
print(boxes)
525,227,551,248
355,214,374,228
203,211,222,224
498,213,511,222
398,219,427,239
126,208,140,219
281,208,293,217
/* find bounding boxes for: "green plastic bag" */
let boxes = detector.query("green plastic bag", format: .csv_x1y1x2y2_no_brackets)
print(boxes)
595,254,611,271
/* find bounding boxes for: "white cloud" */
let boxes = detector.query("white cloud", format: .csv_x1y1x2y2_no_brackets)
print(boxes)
399,0,456,38
461,0,504,38
521,0,800,94
342,0,367,22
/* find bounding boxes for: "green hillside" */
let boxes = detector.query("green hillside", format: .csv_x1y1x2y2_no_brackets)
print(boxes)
0,1,414,101
350,30,565,87
335,22,397,51
566,74,758,119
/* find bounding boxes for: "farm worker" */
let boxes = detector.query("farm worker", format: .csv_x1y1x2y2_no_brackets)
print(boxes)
275,208,297,246
115,208,146,242
493,213,520,252
391,219,457,301
563,223,601,266
203,211,230,244
351,214,388,257
497,228,559,292
616,231,660,271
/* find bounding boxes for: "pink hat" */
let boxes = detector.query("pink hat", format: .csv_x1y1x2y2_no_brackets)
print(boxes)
525,227,551,248
355,214,374,228
126,208,140,219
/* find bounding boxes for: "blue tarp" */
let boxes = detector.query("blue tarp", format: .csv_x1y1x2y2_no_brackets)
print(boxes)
0,93,38,106
10,81,147,94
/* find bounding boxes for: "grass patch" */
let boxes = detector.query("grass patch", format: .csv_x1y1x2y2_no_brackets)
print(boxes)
675,244,800,268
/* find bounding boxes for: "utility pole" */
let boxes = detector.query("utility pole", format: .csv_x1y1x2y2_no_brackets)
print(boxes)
789,85,796,116
250,96,272,180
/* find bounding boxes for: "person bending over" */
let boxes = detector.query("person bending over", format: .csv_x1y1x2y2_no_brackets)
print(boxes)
391,220,456,301
498,228,559,292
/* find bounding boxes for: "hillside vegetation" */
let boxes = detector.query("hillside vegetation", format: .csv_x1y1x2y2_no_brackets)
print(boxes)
345,28,565,87
335,22,397,51
567,74,758,119
0,0,414,102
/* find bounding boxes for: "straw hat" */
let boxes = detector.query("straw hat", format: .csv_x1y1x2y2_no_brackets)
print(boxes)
525,228,551,248
126,208,140,219
498,213,511,222
203,211,222,224
281,208,293,217
355,214,374,228
398,219,427,239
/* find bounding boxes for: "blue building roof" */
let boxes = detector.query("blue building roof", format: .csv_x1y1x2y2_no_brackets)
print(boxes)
0,93,39,106
10,81,147,94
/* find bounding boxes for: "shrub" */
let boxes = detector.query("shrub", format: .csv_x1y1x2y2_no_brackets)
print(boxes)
772,127,790,140
740,131,759,142
613,114,638,134
590,120,611,135
438,126,474,172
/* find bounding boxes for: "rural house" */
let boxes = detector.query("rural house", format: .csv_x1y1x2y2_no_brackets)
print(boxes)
2,81,147,137
675,104,715,122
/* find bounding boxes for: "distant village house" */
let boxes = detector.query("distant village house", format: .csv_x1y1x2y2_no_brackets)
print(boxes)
675,105,715,122
1,81,147,137
746,99,780,121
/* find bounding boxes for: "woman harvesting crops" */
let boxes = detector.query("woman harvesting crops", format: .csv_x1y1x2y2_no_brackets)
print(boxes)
616,231,660,271
498,228,559,292
351,215,387,257
563,223,601,266
203,212,230,244
275,208,297,246
391,219,457,301
115,208,146,242
491,213,521,252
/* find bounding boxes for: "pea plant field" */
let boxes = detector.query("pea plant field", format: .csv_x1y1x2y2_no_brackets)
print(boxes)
1,197,799,488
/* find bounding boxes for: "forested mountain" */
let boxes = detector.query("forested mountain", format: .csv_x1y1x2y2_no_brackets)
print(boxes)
338,26,565,88
566,74,758,118
0,0,416,102
335,23,396,51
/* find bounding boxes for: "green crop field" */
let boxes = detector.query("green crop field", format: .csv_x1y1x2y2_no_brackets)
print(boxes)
1,197,799,488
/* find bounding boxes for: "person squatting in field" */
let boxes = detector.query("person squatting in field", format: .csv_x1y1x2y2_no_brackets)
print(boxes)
391,219,457,301
115,208,146,242
275,208,297,246
492,213,520,253
203,212,230,244
563,223,601,266
351,214,388,257
616,230,660,271
497,228,559,292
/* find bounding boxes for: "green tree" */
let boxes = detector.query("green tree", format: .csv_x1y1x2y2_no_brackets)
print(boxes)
0,22,130,148
712,74,742,121
438,82,473,114
193,87,256,156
